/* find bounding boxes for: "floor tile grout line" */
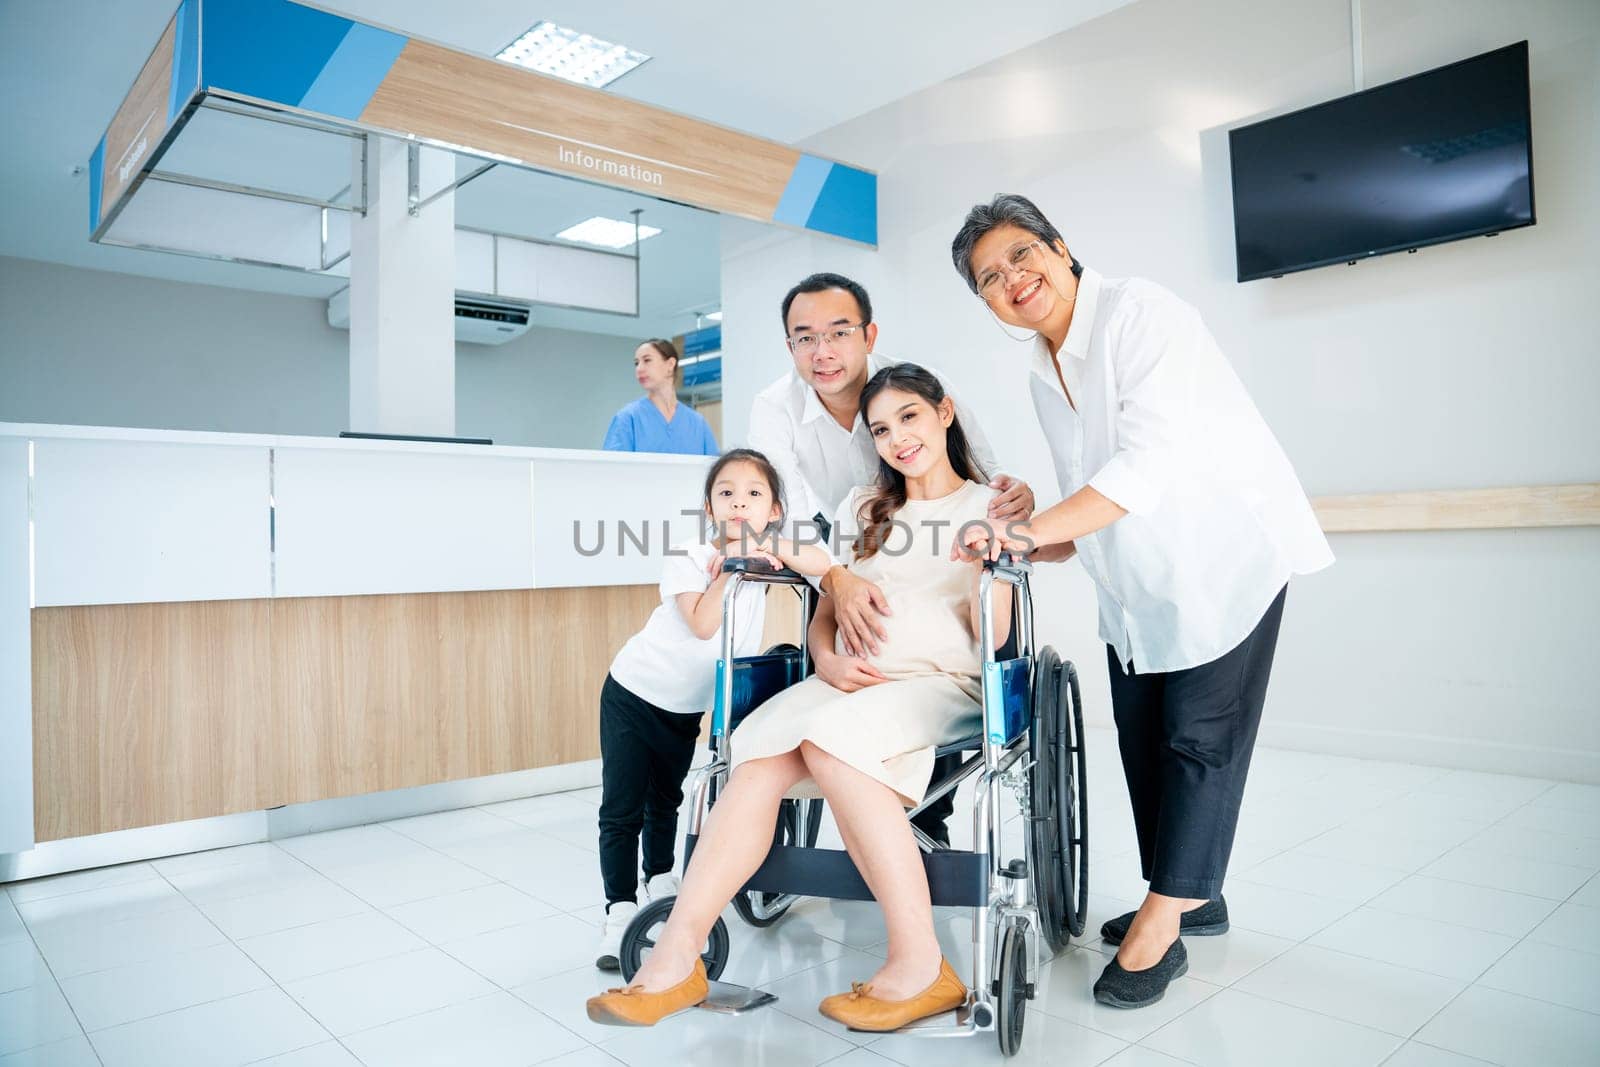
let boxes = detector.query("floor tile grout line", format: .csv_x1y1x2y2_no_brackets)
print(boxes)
146,862,363,1067
1293,922,1527,984
5,868,168,910
1377,1038,1503,1067
4,890,107,1065
282,805,595,916
42,799,621,1058
1277,782,1593,1061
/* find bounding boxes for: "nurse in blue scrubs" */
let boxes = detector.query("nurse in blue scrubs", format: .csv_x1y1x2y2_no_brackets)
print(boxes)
603,339,720,456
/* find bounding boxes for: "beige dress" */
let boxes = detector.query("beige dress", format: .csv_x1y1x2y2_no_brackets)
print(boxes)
729,480,995,805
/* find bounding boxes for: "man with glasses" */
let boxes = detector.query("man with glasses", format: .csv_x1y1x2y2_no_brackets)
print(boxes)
747,272,1035,846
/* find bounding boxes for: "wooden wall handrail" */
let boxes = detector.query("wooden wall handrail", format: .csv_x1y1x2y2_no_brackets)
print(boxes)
1312,484,1600,533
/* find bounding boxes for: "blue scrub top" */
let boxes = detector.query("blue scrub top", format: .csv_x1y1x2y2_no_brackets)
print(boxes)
603,396,720,456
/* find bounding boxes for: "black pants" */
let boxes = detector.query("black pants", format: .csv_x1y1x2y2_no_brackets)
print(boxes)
597,674,704,907
1108,586,1287,900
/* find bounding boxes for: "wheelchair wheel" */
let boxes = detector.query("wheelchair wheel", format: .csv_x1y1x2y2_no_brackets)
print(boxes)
995,920,1029,1056
732,797,822,927
618,896,729,983
1061,659,1089,938
1030,647,1090,951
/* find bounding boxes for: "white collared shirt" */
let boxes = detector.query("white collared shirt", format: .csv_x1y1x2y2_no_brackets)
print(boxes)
748,352,1003,532
1031,268,1333,673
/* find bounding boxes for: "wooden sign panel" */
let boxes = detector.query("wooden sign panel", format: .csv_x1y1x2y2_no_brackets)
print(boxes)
92,0,877,245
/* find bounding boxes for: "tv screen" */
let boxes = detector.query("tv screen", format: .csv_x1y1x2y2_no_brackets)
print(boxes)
1228,41,1534,282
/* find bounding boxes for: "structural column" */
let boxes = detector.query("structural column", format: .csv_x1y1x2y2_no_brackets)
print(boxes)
348,136,456,437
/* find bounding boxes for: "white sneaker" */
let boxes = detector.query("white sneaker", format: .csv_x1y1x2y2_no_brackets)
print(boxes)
644,873,681,901
596,901,637,972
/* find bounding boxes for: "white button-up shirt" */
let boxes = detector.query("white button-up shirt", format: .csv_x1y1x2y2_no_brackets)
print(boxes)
748,352,1003,532
1032,268,1333,673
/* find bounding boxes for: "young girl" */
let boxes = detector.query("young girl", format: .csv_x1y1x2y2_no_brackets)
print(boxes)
586,364,1013,1030
595,447,831,970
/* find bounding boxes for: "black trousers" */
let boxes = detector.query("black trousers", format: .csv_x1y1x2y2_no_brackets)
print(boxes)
597,674,704,906
1108,586,1287,900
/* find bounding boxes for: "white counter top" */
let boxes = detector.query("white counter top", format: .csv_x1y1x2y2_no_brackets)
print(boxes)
0,421,716,605
0,422,713,466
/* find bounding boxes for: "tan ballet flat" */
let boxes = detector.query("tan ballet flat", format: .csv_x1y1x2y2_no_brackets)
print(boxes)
818,957,968,1032
585,958,709,1026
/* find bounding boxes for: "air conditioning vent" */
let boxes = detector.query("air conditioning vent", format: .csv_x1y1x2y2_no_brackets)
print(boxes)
327,289,534,345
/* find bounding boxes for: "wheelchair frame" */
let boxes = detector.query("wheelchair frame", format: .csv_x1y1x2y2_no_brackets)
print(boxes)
624,553,1085,1054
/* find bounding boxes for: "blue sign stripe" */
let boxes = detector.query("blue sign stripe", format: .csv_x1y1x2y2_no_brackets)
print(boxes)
805,165,878,246
298,22,409,119
682,324,721,357
201,0,358,107
682,356,721,387
773,154,833,228
88,137,105,232
168,0,201,121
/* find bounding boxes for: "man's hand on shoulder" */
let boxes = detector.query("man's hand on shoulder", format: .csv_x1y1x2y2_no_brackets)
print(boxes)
987,475,1035,524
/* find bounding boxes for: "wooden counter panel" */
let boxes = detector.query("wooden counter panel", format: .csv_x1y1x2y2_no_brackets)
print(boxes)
33,586,656,842
32,599,272,842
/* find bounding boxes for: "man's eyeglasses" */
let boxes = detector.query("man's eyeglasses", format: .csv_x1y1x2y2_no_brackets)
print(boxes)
974,240,1048,299
786,322,869,355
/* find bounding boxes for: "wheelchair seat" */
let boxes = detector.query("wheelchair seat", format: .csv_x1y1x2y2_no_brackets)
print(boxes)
933,735,984,759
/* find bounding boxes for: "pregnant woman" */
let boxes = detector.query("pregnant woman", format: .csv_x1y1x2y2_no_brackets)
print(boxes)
586,362,1010,1031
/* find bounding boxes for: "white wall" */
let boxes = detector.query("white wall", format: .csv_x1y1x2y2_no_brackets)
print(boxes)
0,255,657,450
720,0,1600,780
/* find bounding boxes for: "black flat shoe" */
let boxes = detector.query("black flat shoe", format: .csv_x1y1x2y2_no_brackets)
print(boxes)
1101,897,1228,946
1093,939,1188,1009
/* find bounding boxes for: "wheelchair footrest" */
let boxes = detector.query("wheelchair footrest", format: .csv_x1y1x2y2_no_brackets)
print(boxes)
687,835,990,908
890,1000,977,1035
700,981,778,1014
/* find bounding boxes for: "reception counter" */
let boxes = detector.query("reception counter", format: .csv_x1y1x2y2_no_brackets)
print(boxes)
0,423,716,863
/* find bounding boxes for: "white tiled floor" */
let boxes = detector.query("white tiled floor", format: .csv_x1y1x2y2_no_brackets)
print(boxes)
5,728,1600,1066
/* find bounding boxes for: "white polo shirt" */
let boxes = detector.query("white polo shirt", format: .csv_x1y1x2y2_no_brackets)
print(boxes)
1031,268,1333,673
608,540,768,714
747,352,1003,532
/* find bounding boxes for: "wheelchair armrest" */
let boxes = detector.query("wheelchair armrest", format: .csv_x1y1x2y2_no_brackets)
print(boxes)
721,557,807,584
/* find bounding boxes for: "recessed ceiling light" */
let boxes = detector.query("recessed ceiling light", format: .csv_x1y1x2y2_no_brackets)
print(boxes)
497,21,650,88
557,216,662,250
706,311,723,322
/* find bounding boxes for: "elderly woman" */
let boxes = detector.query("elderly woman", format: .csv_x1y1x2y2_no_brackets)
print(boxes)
950,194,1332,1009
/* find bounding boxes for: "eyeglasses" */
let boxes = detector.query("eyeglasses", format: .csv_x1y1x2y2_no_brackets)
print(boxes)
786,322,869,355
974,240,1048,299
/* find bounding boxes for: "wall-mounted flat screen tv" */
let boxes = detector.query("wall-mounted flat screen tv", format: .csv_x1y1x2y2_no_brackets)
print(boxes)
1229,41,1534,282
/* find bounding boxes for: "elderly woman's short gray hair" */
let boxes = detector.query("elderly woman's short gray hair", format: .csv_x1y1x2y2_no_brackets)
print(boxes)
950,194,1082,293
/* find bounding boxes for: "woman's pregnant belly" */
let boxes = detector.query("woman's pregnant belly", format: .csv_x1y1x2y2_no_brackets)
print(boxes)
835,589,979,681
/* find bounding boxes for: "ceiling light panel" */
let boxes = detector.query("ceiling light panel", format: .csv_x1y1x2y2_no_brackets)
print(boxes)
497,21,650,88
556,216,663,249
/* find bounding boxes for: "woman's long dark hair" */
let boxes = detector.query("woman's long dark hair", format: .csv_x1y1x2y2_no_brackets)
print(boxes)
853,363,988,561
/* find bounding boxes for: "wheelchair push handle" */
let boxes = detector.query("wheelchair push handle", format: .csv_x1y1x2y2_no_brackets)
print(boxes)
983,551,1033,578
721,556,807,584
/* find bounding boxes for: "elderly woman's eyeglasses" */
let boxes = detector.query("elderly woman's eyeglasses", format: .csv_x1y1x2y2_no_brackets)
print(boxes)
975,240,1048,299
786,323,868,354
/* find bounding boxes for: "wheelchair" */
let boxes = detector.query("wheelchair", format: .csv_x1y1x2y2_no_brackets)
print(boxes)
619,553,1089,1055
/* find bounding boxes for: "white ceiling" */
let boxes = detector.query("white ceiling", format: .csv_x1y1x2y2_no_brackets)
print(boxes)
0,0,1131,337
